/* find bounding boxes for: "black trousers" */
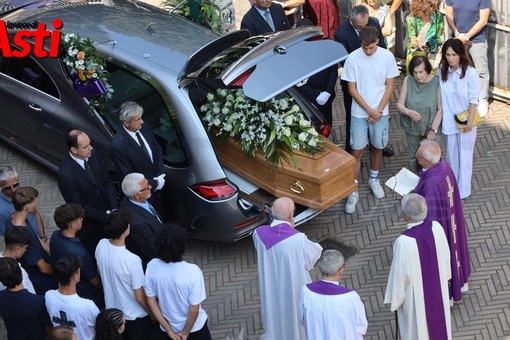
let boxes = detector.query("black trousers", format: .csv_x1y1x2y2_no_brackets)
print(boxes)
341,80,352,153
123,315,152,340
153,320,211,340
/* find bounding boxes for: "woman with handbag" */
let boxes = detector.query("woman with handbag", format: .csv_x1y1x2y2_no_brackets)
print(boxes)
405,0,445,72
439,38,481,199
397,55,442,173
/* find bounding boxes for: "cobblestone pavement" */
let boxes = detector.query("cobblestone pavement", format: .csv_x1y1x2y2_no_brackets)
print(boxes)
1,3,510,339
1,75,510,339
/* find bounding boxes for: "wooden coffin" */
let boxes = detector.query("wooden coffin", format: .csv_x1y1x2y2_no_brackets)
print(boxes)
211,137,357,210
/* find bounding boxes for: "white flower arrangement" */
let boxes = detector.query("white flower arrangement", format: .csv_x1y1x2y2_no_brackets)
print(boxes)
200,88,323,169
61,32,114,115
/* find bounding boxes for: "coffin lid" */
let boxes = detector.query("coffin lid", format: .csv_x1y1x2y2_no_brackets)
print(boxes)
180,27,348,102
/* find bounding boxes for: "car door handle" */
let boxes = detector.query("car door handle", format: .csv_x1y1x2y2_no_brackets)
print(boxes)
28,104,42,112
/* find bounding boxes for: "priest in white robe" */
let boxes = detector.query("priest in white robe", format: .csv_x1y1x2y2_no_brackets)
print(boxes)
299,249,368,340
253,197,322,340
384,193,452,340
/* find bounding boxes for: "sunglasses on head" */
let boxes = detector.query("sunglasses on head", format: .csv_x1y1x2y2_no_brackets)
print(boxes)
1,182,20,191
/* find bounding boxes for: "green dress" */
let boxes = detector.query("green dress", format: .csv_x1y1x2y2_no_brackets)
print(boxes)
400,75,440,137
400,75,441,169
405,12,445,67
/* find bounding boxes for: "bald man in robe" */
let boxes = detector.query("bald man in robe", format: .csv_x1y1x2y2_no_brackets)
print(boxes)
253,197,322,340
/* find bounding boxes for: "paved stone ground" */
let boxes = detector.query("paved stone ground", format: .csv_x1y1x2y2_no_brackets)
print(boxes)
1,2,509,339
1,76,509,339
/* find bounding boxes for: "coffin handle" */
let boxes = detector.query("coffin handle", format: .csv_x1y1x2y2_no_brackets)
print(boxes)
290,181,305,194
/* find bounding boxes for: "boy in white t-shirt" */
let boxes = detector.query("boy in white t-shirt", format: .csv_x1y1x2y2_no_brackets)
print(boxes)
45,255,99,340
95,209,152,340
145,226,211,340
341,25,400,214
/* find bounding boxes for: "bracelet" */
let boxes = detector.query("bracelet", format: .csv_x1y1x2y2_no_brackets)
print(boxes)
40,235,48,241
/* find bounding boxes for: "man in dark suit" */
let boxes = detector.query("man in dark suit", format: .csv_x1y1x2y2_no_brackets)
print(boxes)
241,0,291,36
58,130,118,257
334,5,394,157
110,101,166,213
120,173,164,269
295,18,338,127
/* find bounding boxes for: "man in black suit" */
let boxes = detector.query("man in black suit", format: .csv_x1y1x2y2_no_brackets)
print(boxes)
241,0,291,36
110,101,166,213
334,5,394,157
295,18,338,127
120,173,164,269
58,130,118,257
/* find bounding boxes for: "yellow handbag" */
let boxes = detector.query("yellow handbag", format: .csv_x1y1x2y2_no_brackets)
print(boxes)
454,109,482,129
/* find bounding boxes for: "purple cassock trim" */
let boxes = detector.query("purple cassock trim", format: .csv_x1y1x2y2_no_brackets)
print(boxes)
306,280,352,295
403,220,448,340
415,160,470,302
256,223,299,249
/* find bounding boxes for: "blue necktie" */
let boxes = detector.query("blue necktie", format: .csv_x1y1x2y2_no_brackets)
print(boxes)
264,10,275,31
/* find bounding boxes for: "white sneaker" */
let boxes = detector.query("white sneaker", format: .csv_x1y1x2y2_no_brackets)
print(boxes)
478,99,489,118
345,191,359,214
369,179,385,199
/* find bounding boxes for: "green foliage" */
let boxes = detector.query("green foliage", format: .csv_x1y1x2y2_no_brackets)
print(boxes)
200,89,324,170
162,0,226,34
60,32,113,116
318,237,359,261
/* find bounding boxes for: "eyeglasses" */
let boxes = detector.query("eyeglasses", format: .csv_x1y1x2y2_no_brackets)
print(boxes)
1,182,20,191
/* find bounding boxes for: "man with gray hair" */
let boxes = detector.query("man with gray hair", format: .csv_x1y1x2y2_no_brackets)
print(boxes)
119,173,164,269
385,193,452,340
111,101,166,213
414,139,471,303
253,197,322,340
0,166,46,238
299,249,368,339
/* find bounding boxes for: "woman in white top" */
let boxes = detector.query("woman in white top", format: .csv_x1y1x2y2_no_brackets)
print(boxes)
438,38,481,199
360,0,396,54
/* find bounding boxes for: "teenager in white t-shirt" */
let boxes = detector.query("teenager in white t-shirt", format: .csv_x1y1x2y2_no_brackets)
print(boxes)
145,226,211,340
95,210,151,340
341,25,400,214
45,255,99,340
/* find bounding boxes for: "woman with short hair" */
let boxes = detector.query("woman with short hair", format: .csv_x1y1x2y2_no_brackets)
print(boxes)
397,55,442,172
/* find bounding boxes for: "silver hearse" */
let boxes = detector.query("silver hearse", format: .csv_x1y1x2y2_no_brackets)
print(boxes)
0,0,347,241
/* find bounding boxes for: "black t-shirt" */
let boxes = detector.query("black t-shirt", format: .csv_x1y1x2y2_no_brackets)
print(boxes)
0,289,51,340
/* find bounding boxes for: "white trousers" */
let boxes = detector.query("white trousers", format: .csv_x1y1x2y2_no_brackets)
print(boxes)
445,128,477,199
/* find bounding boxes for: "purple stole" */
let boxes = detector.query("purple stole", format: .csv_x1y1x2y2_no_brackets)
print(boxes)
414,161,471,302
306,280,351,295
403,220,448,340
256,223,299,249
